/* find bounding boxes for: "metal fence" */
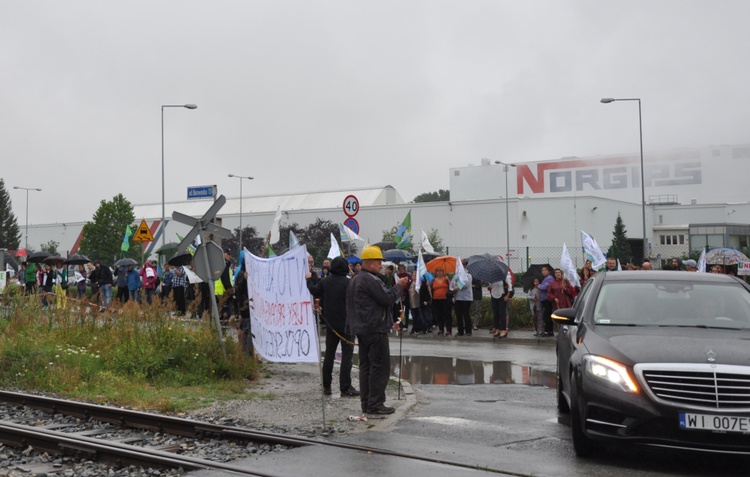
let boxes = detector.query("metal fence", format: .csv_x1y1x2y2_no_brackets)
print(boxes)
443,244,700,273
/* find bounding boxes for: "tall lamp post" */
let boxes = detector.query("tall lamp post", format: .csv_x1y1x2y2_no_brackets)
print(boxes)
228,174,254,251
491,160,517,264
13,186,42,251
600,97,648,259
161,103,197,248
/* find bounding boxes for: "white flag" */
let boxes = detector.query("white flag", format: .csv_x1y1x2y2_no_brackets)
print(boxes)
289,230,300,249
454,256,469,289
327,233,341,259
561,243,580,288
421,230,435,254
697,249,707,273
269,206,282,244
581,230,607,270
339,223,364,243
415,250,428,292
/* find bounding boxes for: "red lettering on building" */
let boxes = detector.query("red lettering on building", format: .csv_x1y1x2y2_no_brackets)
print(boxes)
517,156,637,195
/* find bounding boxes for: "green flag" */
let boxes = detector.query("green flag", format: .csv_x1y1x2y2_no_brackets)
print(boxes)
267,243,276,258
121,225,133,252
395,210,411,240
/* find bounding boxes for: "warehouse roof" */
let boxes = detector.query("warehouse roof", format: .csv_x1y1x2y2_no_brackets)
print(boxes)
133,185,405,219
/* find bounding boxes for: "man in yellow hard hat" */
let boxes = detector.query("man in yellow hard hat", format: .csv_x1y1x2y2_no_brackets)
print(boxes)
346,246,408,415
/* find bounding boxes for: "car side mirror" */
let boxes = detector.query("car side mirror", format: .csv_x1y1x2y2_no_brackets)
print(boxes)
551,307,577,325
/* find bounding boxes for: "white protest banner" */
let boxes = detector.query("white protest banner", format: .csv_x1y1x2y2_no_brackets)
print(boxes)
245,245,320,363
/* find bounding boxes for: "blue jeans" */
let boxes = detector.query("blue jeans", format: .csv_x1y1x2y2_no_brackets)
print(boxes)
100,284,113,308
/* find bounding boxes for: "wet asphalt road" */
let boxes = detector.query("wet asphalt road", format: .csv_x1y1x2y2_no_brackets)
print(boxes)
193,330,750,477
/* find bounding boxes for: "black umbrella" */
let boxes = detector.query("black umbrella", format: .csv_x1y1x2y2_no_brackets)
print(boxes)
27,251,51,263
382,249,414,262
373,241,397,251
42,255,65,265
421,251,443,262
465,253,509,284
155,242,180,254
2,252,19,274
114,258,138,268
64,254,91,265
522,263,552,293
168,251,193,267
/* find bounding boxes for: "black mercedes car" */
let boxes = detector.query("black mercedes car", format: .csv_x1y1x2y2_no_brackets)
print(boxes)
552,271,750,457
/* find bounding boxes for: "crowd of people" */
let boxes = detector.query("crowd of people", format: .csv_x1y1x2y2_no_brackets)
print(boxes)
11,249,247,322
526,256,741,337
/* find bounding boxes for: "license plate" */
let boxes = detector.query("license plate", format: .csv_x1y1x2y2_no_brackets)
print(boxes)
680,412,750,433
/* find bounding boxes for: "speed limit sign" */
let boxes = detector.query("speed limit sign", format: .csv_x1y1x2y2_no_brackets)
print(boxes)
343,195,359,217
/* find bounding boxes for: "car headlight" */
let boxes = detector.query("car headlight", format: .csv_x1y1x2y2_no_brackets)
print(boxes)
583,355,638,393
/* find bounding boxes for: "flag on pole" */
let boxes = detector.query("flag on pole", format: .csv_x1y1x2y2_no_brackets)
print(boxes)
560,243,580,288
581,230,607,270
121,225,133,252
454,256,469,289
327,233,342,259
266,243,277,258
415,249,428,292
395,210,411,240
339,223,364,243
697,249,707,273
421,230,435,254
270,206,282,244
289,230,300,249
176,233,196,255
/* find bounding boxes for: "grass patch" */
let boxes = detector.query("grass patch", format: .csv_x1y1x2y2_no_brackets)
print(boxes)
0,286,260,413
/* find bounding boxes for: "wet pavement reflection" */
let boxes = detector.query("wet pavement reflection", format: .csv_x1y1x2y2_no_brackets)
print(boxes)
388,356,557,388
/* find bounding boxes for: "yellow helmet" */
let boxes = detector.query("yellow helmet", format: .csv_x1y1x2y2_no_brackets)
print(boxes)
361,246,384,261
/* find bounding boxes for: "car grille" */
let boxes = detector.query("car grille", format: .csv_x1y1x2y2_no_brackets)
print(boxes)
640,365,750,410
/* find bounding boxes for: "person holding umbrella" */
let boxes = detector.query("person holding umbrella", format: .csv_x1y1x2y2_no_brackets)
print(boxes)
94,261,114,312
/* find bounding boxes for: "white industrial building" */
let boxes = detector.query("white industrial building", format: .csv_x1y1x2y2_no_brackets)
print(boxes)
17,143,750,271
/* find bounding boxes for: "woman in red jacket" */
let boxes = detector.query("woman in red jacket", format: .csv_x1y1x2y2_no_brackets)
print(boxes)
547,268,576,311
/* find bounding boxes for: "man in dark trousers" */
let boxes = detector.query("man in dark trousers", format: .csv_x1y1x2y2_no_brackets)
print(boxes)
307,256,359,397
346,246,408,415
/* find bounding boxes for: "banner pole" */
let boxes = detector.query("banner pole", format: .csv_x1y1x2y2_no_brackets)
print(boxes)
397,306,404,400
314,298,326,430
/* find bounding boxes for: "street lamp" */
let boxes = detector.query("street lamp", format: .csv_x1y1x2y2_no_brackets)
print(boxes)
600,97,648,259
491,160,517,265
13,186,42,251
161,103,197,248
228,174,254,251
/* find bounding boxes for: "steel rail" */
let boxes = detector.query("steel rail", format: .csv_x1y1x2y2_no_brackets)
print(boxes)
0,389,517,475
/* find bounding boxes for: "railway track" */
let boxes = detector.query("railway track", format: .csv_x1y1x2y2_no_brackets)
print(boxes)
0,390,493,476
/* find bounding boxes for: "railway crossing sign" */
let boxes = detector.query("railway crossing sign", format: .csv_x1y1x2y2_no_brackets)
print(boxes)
172,195,233,357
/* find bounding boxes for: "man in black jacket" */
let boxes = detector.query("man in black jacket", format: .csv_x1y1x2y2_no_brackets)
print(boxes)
346,246,408,415
307,256,359,397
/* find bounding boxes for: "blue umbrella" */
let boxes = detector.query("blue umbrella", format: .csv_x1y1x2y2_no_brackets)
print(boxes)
465,253,509,283
346,256,362,264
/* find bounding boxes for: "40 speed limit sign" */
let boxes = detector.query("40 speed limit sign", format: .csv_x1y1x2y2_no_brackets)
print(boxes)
343,195,359,217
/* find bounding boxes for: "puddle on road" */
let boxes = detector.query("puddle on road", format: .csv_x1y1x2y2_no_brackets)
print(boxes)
387,356,557,388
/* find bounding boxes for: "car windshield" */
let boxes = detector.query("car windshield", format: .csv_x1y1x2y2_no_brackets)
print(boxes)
593,280,750,329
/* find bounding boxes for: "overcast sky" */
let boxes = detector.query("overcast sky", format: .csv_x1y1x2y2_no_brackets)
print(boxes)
3,1,749,226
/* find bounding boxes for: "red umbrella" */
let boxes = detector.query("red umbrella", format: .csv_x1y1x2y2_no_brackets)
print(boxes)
14,249,28,257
